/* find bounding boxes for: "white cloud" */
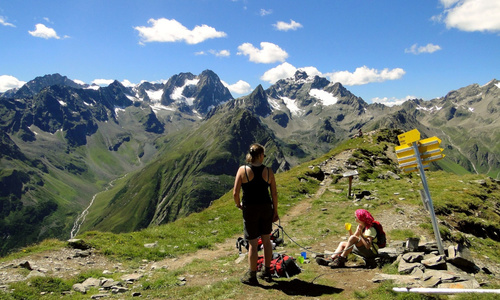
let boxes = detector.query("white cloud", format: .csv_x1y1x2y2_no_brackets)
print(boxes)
371,95,417,107
260,9,273,16
92,79,114,86
222,80,252,95
273,19,303,31
436,0,500,33
261,63,405,86
0,75,26,92
0,16,15,27
327,66,406,86
440,0,460,8
237,42,288,63
299,66,322,78
209,49,230,57
261,62,298,83
121,79,135,87
405,43,442,54
73,79,86,85
195,51,206,55
260,62,322,83
29,23,60,39
134,18,227,45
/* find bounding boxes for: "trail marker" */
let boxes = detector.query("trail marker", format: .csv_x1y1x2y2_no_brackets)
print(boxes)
343,170,358,198
396,129,445,255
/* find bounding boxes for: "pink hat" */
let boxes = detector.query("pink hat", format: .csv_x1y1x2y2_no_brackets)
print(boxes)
355,209,374,229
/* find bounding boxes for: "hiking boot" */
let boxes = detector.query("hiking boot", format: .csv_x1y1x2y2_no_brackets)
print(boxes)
329,256,347,268
240,270,258,285
364,258,378,269
257,267,272,282
315,257,332,266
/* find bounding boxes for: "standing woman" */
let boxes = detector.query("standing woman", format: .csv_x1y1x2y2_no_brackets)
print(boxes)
233,143,279,285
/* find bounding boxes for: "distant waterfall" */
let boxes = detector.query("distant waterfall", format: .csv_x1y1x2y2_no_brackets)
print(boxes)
70,175,127,238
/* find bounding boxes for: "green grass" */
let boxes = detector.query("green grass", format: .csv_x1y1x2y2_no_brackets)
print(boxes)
0,239,66,263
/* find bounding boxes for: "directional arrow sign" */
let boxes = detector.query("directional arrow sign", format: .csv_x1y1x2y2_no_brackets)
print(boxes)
418,136,444,163
395,144,414,158
397,129,420,146
418,136,441,153
422,153,445,163
402,164,430,173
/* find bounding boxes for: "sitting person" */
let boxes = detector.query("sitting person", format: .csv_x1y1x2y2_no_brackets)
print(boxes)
317,209,378,268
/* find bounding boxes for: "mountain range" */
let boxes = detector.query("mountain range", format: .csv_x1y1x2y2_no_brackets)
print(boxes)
1,70,499,255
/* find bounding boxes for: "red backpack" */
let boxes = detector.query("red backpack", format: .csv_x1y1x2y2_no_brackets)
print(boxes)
371,221,386,248
257,253,301,278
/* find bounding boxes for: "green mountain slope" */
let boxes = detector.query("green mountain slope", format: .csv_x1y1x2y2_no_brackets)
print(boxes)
78,109,290,233
0,100,163,256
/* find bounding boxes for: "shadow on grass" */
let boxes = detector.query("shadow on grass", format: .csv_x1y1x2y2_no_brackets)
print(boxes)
260,278,343,297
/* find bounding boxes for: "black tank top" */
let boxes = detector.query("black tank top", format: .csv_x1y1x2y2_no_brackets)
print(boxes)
241,165,272,206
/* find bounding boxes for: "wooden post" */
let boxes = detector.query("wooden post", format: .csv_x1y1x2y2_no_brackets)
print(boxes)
347,176,353,198
343,170,358,198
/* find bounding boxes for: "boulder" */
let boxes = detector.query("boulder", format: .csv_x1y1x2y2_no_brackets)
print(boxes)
72,283,87,294
398,260,423,274
447,244,479,273
402,252,424,263
421,254,447,270
67,239,91,250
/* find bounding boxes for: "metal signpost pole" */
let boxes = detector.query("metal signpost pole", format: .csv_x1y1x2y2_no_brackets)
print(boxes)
412,141,445,255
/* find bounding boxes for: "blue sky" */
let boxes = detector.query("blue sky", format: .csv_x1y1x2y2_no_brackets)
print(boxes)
1,0,499,106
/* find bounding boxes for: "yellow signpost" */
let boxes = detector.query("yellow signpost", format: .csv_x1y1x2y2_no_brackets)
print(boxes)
397,128,420,145
395,129,445,254
396,134,444,173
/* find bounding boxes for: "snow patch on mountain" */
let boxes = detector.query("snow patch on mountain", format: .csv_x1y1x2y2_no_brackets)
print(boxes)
309,89,338,105
151,103,175,112
115,107,126,116
267,97,282,111
416,105,442,112
126,94,137,101
171,78,199,105
496,82,500,89
282,97,302,116
146,89,164,103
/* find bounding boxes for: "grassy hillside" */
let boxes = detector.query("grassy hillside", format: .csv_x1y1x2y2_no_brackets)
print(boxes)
1,129,499,299
77,109,289,234
0,117,162,256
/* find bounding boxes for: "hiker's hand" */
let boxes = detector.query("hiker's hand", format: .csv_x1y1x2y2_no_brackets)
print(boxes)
273,212,279,222
345,223,351,231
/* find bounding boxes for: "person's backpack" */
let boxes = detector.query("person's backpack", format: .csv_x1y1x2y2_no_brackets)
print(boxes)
257,253,302,278
372,220,386,248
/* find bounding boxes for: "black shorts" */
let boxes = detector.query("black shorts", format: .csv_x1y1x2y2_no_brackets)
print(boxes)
242,203,273,240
